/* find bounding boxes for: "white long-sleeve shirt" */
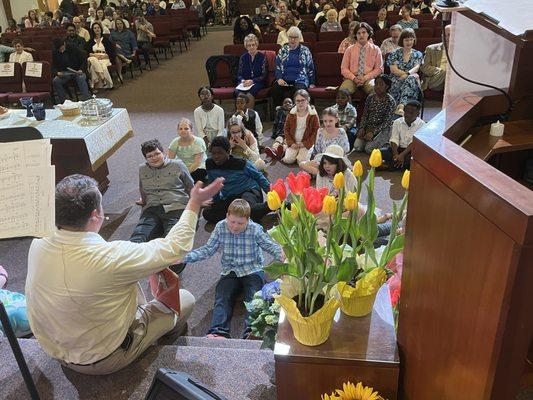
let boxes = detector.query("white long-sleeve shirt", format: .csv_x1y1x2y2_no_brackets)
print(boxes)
25,210,198,365
193,104,226,140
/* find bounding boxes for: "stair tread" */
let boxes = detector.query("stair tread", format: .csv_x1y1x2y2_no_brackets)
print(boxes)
177,335,264,350
0,337,275,400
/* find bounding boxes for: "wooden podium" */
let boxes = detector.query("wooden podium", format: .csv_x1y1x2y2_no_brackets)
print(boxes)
396,7,533,399
274,285,399,400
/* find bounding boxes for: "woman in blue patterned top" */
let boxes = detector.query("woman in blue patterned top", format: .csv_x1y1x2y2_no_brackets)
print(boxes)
236,34,268,99
397,4,419,29
387,28,423,115
271,26,315,107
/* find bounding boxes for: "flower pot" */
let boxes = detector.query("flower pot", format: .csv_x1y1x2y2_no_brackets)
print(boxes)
276,294,340,346
337,268,386,317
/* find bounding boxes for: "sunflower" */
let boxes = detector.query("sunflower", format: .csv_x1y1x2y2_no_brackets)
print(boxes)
323,382,383,400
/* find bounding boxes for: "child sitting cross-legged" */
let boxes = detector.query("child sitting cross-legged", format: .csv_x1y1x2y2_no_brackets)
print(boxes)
180,199,284,339
299,106,350,176
271,97,293,140
232,93,264,145
226,116,266,171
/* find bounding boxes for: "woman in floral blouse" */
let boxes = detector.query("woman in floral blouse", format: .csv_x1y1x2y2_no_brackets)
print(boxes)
355,74,396,154
387,28,423,115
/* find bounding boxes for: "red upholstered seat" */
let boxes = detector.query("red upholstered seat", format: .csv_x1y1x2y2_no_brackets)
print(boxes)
415,37,441,52
13,61,52,103
302,32,317,43
0,62,23,93
223,44,246,57
0,93,8,104
307,52,343,100
312,41,341,54
211,87,235,100
318,31,345,42
259,43,281,53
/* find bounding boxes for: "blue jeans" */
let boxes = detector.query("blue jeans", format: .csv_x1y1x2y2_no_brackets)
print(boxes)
53,72,90,103
209,271,265,338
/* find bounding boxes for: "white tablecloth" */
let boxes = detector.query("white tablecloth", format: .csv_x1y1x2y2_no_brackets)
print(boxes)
0,108,133,169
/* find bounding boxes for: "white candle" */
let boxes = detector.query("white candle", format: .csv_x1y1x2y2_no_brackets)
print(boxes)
490,120,505,137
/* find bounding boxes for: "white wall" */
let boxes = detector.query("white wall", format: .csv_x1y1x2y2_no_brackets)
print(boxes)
444,12,516,106
0,5,7,33
9,0,40,23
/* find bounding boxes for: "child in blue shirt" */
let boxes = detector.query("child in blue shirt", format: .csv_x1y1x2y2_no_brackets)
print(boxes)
202,136,271,223
182,199,283,338
271,97,293,140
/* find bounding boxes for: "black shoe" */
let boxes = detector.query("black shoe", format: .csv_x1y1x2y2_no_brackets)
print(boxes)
169,263,187,275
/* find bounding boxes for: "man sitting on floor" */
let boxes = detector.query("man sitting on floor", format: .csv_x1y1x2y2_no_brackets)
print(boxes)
420,25,452,92
181,199,283,339
203,136,271,224
25,174,223,375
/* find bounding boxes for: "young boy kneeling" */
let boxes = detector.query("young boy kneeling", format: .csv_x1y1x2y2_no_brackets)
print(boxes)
181,199,283,338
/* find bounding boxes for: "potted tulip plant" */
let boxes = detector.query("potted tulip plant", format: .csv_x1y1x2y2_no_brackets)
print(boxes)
264,150,410,346
335,150,409,317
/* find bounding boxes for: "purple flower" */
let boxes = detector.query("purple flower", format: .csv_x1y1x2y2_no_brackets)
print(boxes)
261,281,281,302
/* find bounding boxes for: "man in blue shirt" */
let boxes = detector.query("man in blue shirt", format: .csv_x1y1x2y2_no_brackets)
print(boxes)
203,136,271,223
182,199,283,338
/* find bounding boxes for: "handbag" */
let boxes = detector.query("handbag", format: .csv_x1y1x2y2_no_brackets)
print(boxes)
149,268,181,315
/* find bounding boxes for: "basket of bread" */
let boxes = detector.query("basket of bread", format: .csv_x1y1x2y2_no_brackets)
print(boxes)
55,100,82,117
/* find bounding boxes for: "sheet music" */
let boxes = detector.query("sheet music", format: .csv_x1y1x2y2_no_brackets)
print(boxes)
0,139,55,239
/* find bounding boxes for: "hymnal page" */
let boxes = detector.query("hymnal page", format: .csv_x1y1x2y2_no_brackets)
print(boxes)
0,139,55,239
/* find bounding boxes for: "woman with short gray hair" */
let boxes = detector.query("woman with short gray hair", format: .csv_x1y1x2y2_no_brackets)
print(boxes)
272,26,315,107
236,33,268,99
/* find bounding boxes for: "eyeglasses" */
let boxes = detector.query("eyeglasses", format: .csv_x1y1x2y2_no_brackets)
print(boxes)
288,36,300,39
295,99,307,103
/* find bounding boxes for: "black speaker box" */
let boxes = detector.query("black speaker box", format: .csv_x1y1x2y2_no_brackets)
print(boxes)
145,369,229,400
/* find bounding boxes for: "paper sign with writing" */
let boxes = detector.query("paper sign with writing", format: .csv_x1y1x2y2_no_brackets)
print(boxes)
0,63,15,77
25,62,43,78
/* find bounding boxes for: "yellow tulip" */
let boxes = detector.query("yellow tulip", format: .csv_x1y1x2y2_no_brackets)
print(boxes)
322,195,337,215
369,149,382,168
333,172,345,190
267,190,281,211
402,169,410,190
290,205,298,219
343,191,358,211
353,160,363,177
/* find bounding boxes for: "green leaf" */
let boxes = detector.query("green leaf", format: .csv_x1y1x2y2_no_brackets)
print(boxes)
264,261,299,279
337,256,357,282
268,226,286,246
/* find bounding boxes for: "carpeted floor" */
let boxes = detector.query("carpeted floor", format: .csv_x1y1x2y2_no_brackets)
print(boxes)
0,28,430,337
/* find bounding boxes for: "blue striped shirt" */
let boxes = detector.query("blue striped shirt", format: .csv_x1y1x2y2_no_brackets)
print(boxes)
183,220,282,277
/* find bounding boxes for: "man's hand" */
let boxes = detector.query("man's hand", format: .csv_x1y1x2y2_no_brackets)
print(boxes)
76,69,84,75
186,178,224,213
244,79,253,87
277,79,287,86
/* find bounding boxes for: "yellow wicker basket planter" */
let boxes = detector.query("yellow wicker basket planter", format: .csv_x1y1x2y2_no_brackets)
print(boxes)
276,294,340,346
337,268,387,317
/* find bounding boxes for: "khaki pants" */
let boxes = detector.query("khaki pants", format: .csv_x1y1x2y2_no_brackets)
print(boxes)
63,289,195,375
339,78,375,95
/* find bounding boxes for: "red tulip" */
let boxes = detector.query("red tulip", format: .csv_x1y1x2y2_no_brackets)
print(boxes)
390,288,401,309
287,171,311,195
302,187,323,214
318,187,329,200
270,178,287,201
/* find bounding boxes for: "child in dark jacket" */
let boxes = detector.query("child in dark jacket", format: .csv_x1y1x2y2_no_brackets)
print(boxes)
271,97,293,139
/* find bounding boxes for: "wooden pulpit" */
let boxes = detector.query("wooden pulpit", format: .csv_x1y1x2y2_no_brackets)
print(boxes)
397,8,533,400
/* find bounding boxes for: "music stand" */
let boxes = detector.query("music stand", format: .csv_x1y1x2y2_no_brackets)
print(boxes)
0,126,44,400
